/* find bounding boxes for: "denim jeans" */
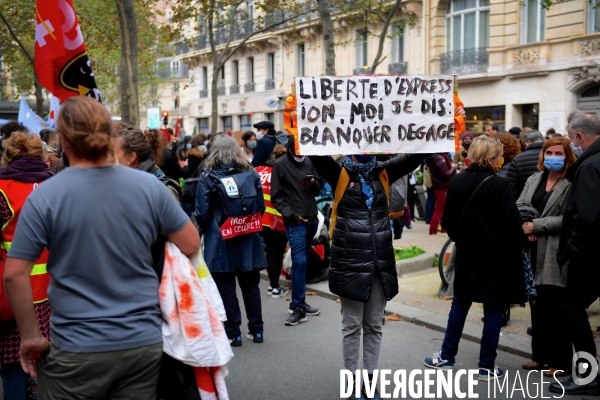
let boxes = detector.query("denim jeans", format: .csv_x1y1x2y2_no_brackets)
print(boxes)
285,222,318,311
440,296,504,370
425,187,436,222
1,362,27,400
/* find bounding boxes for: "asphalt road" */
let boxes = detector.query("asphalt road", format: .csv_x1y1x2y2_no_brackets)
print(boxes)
226,279,584,400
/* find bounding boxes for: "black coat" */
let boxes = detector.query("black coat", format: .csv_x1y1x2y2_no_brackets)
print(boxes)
311,154,425,302
558,138,600,269
443,167,527,304
252,132,277,168
506,142,543,199
427,153,456,190
160,148,184,181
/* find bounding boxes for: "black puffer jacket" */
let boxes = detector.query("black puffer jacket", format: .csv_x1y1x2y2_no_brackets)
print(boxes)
310,154,426,302
506,142,543,199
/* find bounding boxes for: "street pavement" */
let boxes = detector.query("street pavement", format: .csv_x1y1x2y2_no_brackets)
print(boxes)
226,279,583,400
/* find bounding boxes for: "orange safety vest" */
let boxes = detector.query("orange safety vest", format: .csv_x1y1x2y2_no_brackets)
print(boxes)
0,180,50,320
255,166,282,227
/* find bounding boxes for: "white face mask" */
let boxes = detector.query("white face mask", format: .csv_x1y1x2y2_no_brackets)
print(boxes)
255,130,264,140
293,155,305,163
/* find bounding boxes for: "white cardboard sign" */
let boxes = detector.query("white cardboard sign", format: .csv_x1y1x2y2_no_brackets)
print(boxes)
295,75,457,155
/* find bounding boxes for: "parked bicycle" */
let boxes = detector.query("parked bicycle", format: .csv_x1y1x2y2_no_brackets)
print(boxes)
438,238,456,292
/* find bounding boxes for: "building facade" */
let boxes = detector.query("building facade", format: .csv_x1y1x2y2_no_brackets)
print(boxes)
144,0,600,136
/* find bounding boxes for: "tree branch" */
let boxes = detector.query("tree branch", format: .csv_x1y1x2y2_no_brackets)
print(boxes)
369,0,401,73
366,8,385,24
0,10,33,66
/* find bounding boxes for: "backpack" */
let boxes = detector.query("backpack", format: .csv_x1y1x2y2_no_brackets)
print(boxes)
389,176,407,220
329,168,390,238
207,169,263,228
423,164,433,189
159,176,183,202
181,164,203,205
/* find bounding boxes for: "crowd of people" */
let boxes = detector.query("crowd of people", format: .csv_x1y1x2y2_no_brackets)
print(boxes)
0,97,597,399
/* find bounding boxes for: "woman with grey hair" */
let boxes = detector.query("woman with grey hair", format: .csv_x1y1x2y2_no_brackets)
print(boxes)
195,134,267,346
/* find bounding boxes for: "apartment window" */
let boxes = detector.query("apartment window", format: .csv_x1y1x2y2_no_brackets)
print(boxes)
222,116,232,133
173,82,179,93
355,30,369,69
232,60,239,85
201,67,208,90
167,9,173,24
446,0,490,51
297,43,305,76
173,97,179,112
521,0,545,44
247,57,254,83
197,118,209,135
267,53,275,80
391,26,405,64
171,60,180,72
240,114,252,130
589,0,600,33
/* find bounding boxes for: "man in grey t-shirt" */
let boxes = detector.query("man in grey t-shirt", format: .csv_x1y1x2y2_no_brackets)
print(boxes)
4,163,199,398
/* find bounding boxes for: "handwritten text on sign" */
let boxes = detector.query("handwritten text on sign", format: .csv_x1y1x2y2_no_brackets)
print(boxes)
296,75,456,155
219,212,263,240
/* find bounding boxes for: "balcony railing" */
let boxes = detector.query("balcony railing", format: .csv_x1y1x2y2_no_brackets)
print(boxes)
265,79,276,90
389,62,408,74
245,82,255,93
440,47,488,75
230,84,240,94
199,89,208,98
353,67,371,75
175,42,189,56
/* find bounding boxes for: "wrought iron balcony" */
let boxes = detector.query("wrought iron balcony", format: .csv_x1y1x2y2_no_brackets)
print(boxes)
199,89,208,99
245,82,255,93
353,67,370,75
440,47,489,75
197,35,208,50
389,62,408,74
265,79,276,90
230,84,240,94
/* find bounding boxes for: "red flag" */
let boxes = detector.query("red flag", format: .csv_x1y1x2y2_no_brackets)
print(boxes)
34,0,101,102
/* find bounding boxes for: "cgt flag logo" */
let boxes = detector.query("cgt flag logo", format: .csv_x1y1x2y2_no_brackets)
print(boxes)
34,0,101,103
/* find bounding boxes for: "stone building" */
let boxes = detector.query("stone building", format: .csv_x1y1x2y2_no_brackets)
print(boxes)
143,0,600,136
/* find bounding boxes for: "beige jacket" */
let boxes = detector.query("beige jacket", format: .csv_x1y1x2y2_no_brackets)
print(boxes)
516,172,571,287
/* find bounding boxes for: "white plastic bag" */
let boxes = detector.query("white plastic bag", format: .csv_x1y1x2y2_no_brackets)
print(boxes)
160,242,233,367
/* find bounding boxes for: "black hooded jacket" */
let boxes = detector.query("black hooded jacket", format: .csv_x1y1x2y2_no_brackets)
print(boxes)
506,142,543,199
310,154,426,302
557,138,600,269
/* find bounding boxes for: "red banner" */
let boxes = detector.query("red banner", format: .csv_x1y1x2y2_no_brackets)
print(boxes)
34,0,101,102
219,212,263,240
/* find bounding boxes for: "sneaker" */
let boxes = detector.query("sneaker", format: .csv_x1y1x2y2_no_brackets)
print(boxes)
246,331,264,343
424,351,454,370
229,336,242,347
478,366,505,381
288,302,320,315
267,285,273,294
285,309,307,326
271,287,288,299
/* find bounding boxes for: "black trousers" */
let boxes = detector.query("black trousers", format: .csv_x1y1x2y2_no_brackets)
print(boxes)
561,263,600,358
212,269,263,339
531,285,572,371
392,217,404,240
262,227,288,289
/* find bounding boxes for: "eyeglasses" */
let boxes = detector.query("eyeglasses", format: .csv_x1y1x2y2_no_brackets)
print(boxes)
494,138,502,145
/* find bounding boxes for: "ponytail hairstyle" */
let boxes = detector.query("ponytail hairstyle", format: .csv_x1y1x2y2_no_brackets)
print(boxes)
2,131,45,166
115,127,164,165
55,96,114,161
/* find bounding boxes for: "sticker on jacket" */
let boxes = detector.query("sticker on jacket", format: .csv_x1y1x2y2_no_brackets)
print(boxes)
220,177,239,197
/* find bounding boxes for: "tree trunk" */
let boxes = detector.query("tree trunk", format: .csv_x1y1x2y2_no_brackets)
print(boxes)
210,65,219,133
369,0,402,73
318,0,336,76
116,0,139,127
34,77,44,116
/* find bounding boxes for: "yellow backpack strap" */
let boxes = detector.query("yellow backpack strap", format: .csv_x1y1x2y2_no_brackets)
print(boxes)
379,169,390,209
330,168,350,239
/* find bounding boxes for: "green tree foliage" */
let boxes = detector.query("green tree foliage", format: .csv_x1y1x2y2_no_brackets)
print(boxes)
0,0,174,113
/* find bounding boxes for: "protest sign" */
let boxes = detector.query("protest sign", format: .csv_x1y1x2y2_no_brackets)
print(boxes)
219,212,263,240
295,75,457,155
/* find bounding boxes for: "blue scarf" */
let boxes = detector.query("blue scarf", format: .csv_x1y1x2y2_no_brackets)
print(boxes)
344,156,376,209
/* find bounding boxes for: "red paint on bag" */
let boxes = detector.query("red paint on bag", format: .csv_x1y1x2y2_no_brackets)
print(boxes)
179,282,194,311
185,324,201,338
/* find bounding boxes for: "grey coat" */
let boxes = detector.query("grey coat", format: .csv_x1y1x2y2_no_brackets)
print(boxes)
516,172,570,287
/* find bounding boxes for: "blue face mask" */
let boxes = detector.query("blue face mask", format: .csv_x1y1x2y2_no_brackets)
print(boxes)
353,154,373,163
186,143,192,150
543,156,565,172
246,141,257,150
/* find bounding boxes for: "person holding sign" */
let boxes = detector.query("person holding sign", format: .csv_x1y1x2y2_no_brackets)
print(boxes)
195,134,267,346
310,152,426,399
